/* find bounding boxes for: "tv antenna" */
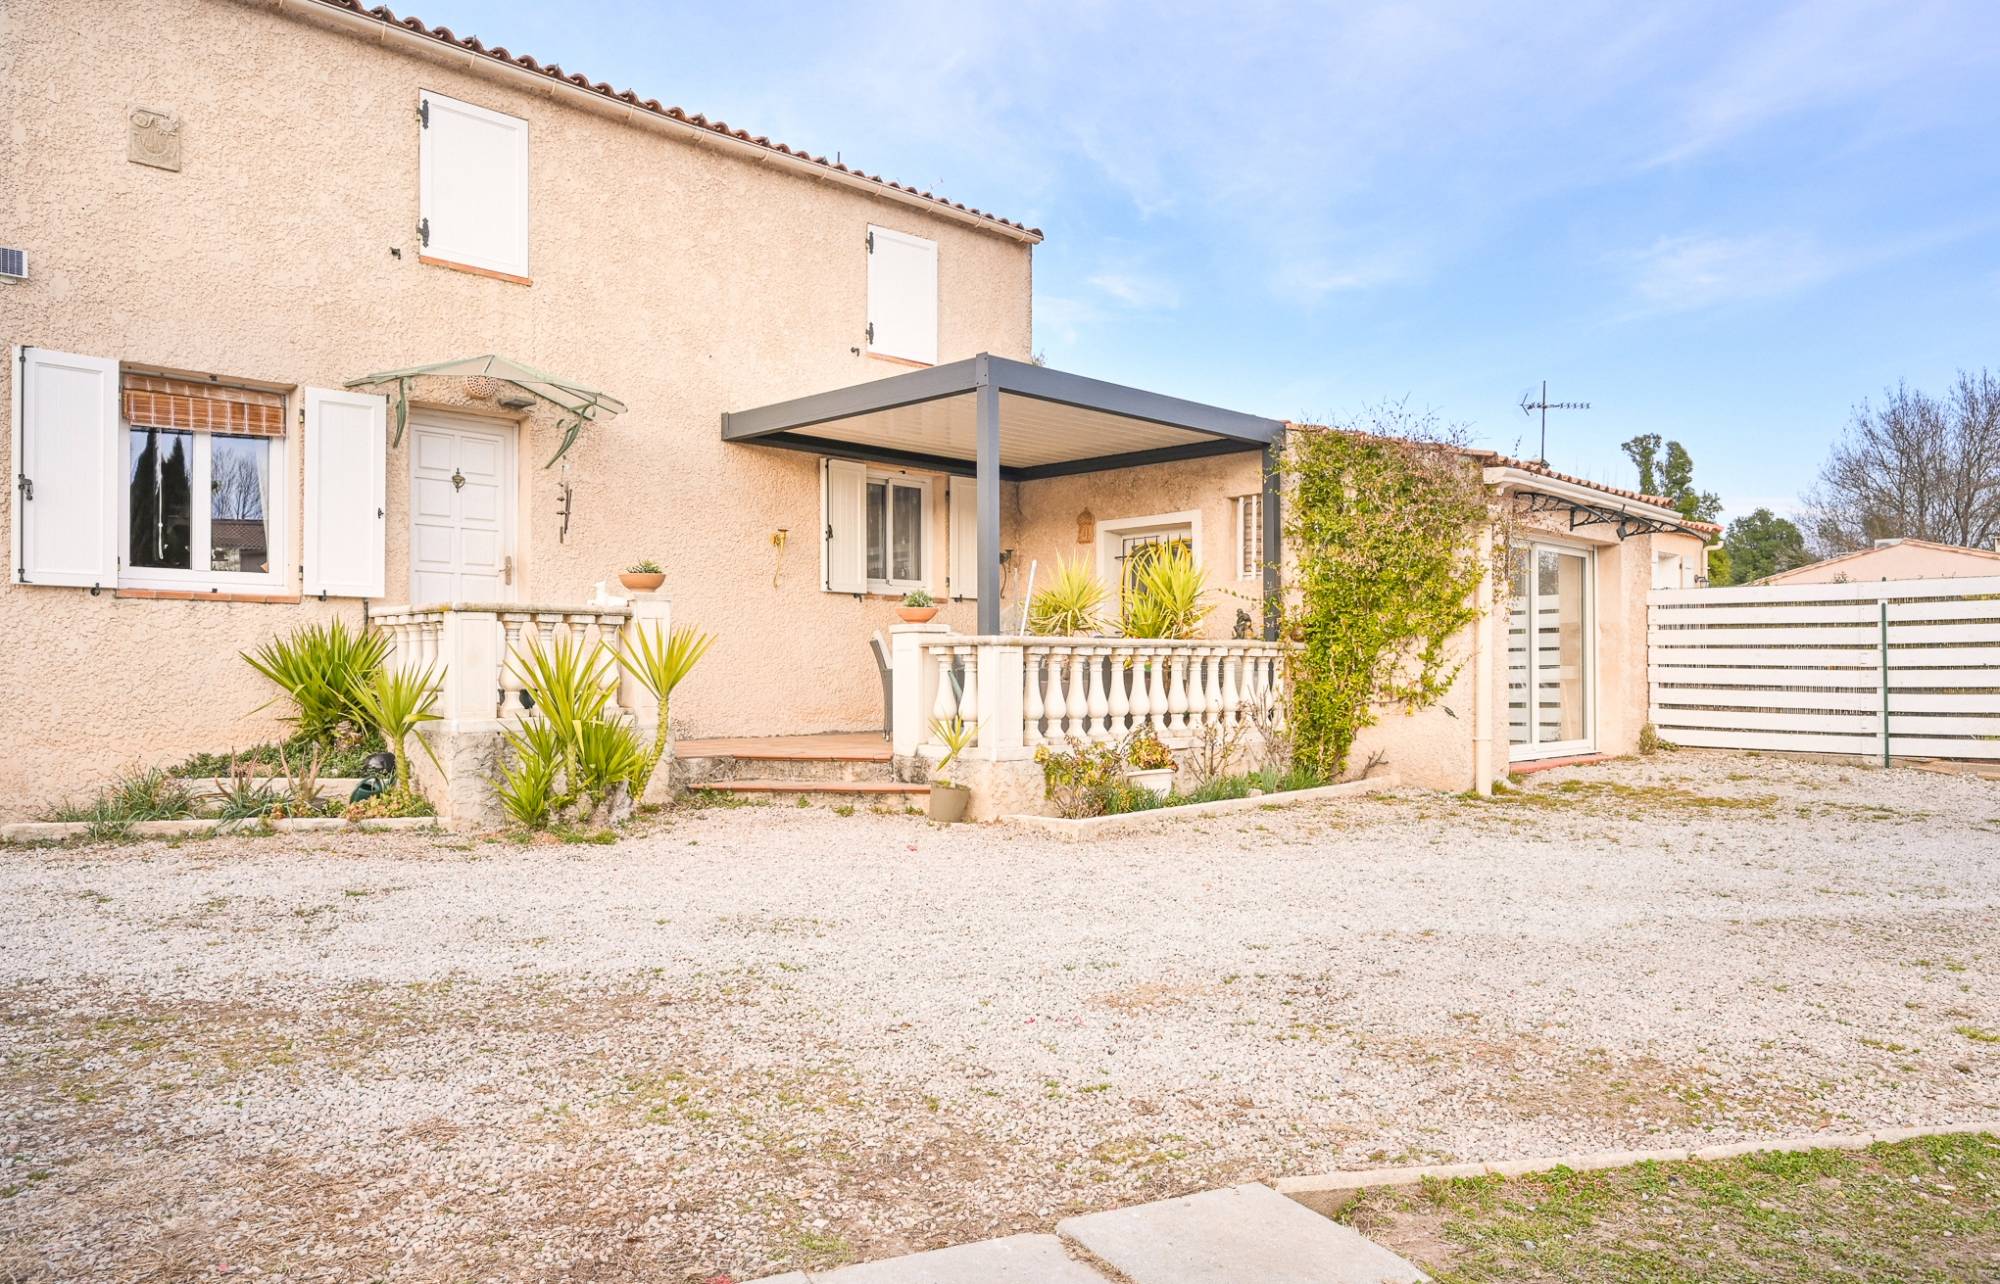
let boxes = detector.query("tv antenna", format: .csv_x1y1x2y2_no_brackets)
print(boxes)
1518,380,1590,464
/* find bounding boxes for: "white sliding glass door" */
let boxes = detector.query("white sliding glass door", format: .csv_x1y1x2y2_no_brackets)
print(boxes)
1507,543,1595,759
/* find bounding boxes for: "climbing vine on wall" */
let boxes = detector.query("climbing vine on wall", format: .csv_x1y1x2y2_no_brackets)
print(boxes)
1280,410,1495,780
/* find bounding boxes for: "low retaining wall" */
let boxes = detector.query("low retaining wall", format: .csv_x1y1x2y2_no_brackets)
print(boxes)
1002,774,1397,838
0,816,440,844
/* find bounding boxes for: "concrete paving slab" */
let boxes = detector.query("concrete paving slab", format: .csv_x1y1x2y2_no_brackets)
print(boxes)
1058,1183,1427,1284
804,1234,1109,1283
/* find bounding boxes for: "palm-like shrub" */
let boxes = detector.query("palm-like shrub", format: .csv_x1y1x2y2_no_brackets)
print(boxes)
610,621,714,796
502,634,647,828
350,663,443,794
1122,544,1211,639
242,620,389,743
1028,557,1109,636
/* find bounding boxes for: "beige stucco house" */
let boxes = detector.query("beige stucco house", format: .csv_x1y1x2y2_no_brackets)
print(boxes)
0,0,1714,820
1759,538,2000,586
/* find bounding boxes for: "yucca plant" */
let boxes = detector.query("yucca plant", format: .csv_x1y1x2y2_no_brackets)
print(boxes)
610,621,715,796
497,717,565,829
572,717,649,816
350,663,443,794
1122,543,1211,640
1028,557,1109,636
504,633,647,826
242,619,389,743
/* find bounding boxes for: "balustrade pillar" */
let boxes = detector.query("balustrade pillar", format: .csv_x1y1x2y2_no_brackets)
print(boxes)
1023,648,1046,745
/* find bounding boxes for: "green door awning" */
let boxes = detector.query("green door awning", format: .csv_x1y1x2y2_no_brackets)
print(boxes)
345,354,629,466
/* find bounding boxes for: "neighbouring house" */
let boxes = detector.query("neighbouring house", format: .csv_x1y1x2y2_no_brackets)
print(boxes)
0,0,1716,822
1757,538,2000,586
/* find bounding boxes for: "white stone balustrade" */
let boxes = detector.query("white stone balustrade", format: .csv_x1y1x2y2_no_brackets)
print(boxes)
373,600,668,729
890,625,1286,763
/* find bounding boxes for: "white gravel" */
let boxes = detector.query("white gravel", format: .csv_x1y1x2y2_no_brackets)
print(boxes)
1,751,1995,1282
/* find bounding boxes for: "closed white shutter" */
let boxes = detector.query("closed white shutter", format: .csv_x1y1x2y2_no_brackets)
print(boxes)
948,475,978,598
866,225,938,365
419,90,530,277
10,346,118,588
303,387,386,598
822,457,868,594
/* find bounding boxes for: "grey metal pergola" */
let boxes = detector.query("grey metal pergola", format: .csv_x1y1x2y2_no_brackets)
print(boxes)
722,353,1286,636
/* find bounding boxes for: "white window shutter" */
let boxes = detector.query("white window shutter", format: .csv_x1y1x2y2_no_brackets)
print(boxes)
822,457,867,594
866,225,938,365
419,90,530,277
303,387,386,598
10,346,118,588
948,475,978,598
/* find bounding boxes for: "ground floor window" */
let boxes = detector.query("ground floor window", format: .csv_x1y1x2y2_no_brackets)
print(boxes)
119,373,287,590
865,473,928,593
1506,541,1595,757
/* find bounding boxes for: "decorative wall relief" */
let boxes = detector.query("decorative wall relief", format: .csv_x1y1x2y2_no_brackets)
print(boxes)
127,108,182,171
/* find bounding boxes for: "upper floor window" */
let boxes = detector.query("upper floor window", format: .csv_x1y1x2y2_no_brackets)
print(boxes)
866,225,938,365
1234,493,1264,580
419,90,530,280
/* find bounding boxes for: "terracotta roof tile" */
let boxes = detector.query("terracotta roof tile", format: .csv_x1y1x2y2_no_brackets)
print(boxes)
303,1,1042,240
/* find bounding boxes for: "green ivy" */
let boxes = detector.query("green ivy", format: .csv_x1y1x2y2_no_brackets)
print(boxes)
1281,424,1492,780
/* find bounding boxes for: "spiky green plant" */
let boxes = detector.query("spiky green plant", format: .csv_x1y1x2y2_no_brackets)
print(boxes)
350,663,443,793
928,716,977,788
497,717,565,829
610,622,715,796
1027,557,1109,636
504,633,648,827
1122,543,1211,640
242,620,389,743
572,717,649,814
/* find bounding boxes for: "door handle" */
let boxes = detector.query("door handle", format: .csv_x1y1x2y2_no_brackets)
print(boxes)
503,555,514,585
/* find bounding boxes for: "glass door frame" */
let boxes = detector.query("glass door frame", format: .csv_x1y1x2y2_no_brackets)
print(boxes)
1508,539,1598,762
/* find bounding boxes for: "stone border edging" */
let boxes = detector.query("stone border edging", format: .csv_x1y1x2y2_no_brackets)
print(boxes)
1274,1120,2000,1218
0,816,440,844
1000,774,1397,838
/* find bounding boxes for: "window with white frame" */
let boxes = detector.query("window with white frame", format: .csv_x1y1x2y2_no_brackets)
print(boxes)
865,473,930,592
1234,493,1263,580
119,374,287,591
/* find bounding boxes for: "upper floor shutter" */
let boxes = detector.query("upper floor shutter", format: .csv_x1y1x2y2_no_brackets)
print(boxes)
10,346,118,588
822,457,867,594
948,475,977,598
866,225,938,365
419,90,530,278
302,387,386,598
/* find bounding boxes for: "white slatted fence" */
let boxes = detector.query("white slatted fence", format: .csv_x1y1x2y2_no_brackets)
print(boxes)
1649,575,2000,761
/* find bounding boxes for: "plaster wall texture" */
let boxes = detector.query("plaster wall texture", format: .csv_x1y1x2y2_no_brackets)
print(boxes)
1764,541,2000,585
0,0,1030,814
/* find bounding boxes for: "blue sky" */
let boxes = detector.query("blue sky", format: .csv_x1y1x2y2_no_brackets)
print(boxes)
412,0,2000,524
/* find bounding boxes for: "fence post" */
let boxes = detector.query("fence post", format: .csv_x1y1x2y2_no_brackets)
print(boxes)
1878,597,1890,768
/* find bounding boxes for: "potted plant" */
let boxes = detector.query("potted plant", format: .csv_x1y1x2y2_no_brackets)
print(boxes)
926,716,975,822
619,558,665,592
897,589,940,623
1122,728,1175,798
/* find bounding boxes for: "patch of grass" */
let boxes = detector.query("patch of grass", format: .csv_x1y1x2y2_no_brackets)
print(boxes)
1340,1132,2000,1282
42,767,201,829
169,735,384,781
1466,779,1778,814
1954,1024,1999,1044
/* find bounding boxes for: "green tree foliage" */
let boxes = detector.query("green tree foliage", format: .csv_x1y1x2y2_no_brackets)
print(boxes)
1281,412,1490,780
1720,507,1811,584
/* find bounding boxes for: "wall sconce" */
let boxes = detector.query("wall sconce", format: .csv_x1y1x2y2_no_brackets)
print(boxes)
772,528,789,587
1076,509,1095,544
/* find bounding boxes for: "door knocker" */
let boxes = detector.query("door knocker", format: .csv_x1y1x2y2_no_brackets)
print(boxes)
450,467,466,491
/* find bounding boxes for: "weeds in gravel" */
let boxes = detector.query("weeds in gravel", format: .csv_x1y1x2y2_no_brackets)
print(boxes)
42,767,201,832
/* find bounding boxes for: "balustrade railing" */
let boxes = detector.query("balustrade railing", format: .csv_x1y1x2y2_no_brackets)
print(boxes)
893,628,1285,760
373,601,659,725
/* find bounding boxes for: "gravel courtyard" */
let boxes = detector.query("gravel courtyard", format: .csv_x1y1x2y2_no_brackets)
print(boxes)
2,752,1996,1282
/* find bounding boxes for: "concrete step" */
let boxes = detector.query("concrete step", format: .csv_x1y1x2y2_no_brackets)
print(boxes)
677,755,901,785
1056,1183,1427,1284
767,1233,1106,1283
692,778,928,808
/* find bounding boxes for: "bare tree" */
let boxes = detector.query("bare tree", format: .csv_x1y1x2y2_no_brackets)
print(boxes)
1804,370,2000,556
210,448,266,520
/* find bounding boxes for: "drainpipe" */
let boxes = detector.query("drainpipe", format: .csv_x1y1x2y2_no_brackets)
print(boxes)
1472,523,1496,796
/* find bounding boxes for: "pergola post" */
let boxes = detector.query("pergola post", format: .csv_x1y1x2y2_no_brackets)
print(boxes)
1261,432,1283,641
973,356,1003,634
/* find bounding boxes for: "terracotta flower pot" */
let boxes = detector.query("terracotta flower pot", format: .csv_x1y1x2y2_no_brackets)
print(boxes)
896,606,940,623
927,783,971,823
619,571,666,592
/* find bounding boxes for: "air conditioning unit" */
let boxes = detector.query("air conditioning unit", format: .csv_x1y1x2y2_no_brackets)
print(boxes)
0,248,24,282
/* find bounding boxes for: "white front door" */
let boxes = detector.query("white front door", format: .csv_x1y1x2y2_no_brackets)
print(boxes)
409,414,515,603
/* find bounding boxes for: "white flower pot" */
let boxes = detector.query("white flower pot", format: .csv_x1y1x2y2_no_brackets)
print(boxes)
1125,767,1174,799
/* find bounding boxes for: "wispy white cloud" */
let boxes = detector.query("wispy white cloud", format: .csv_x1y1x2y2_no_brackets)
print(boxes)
1085,270,1181,310
1619,233,1834,315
